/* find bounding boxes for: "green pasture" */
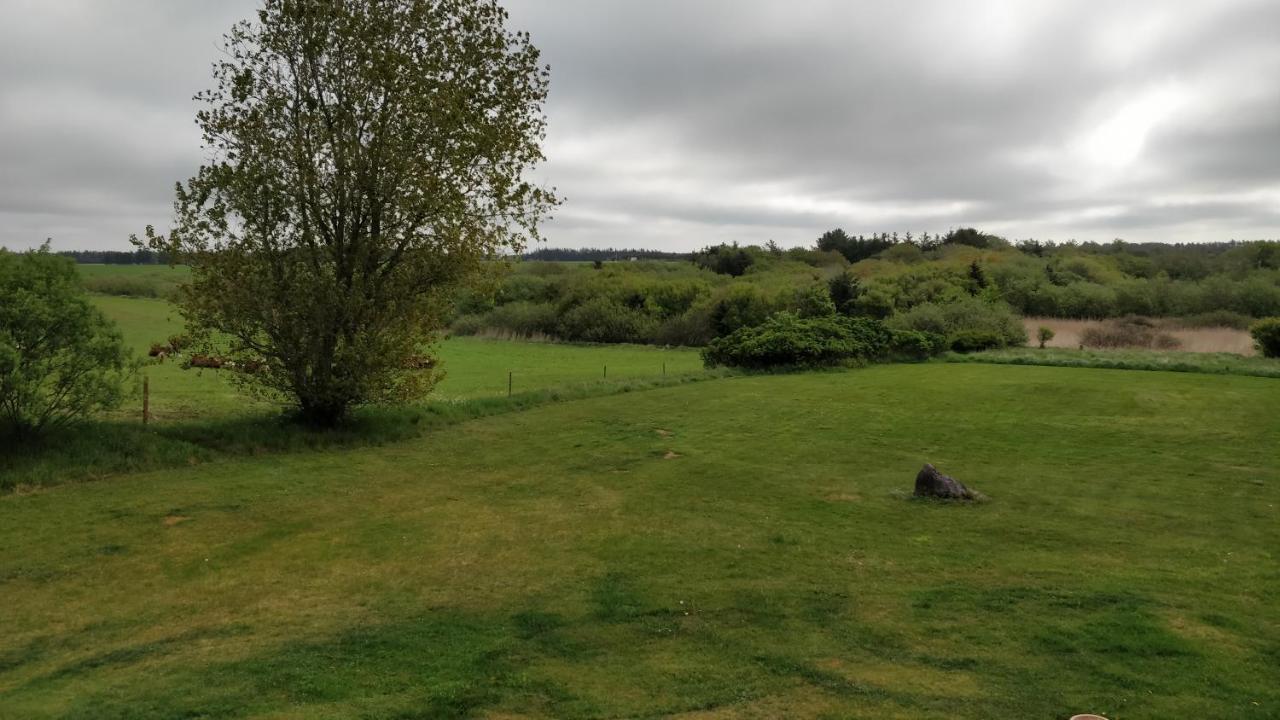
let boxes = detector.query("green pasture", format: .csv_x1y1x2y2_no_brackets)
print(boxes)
2,364,1277,718
89,294,703,420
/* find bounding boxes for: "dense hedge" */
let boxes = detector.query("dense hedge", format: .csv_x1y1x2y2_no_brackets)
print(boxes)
701,313,946,369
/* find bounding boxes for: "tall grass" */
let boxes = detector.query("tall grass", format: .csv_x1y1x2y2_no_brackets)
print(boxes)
1023,317,1257,355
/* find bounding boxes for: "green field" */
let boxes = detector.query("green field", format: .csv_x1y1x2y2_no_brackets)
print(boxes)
2,272,1279,717
2,364,1278,718
91,294,704,420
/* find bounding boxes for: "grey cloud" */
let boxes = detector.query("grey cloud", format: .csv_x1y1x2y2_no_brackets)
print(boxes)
1,0,1278,250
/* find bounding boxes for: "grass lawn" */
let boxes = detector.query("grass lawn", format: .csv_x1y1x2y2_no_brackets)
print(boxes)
2,364,1277,718
953,346,1280,379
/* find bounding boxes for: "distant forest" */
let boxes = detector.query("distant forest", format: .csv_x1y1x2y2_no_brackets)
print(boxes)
520,247,691,262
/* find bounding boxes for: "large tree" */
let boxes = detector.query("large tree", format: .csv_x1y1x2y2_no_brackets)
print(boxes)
140,0,558,425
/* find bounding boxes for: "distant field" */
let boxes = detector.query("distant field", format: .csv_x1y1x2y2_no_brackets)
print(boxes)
77,263,191,299
2,364,1277,718
1024,316,1256,355
90,295,704,421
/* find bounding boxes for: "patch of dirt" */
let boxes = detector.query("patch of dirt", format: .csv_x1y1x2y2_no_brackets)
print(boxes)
824,492,863,503
162,515,191,527
655,428,673,438
664,451,682,460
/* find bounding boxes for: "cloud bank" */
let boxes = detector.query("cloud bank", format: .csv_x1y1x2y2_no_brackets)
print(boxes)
2,0,1278,250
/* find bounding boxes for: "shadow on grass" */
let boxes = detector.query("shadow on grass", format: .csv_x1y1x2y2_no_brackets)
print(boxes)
0,371,728,494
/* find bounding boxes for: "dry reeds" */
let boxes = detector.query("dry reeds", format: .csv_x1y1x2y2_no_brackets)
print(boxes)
1023,317,1257,356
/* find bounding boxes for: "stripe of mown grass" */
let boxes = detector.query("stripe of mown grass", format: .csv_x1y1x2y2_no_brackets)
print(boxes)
949,347,1280,378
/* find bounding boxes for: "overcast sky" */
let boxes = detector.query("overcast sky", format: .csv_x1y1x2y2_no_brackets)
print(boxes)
2,0,1278,251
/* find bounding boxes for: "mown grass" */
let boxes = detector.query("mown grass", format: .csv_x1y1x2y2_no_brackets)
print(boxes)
951,346,1280,379
2,364,1277,718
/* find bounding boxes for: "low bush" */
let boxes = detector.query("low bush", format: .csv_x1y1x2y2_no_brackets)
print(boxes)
1251,317,1280,358
949,331,1005,354
1,247,136,437
1081,317,1183,350
888,297,1027,349
703,313,859,369
1175,310,1255,330
558,298,657,344
1037,326,1055,349
889,329,946,360
701,312,896,369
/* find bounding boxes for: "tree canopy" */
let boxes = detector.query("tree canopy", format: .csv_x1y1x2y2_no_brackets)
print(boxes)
139,0,558,425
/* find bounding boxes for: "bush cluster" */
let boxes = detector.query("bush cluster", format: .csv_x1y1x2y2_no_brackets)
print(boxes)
701,313,946,369
1251,318,1280,358
886,297,1027,351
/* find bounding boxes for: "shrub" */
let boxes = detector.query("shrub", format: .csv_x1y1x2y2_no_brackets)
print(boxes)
653,305,715,347
889,329,946,360
702,312,880,369
949,331,1005,353
1176,310,1254,330
1251,317,1280,358
0,246,136,436
692,243,756,276
1037,326,1055,349
709,285,778,337
557,298,657,344
1080,317,1182,350
486,301,560,337
795,283,837,318
888,297,1027,348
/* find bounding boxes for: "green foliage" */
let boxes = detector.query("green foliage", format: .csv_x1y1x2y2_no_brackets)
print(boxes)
888,297,1027,349
692,243,756,276
709,284,779,337
701,312,891,369
948,330,1006,354
0,247,135,436
816,228,894,263
1251,317,1280,358
795,283,837,318
557,298,658,344
455,301,559,339
138,0,558,425
1037,326,1055,349
888,329,947,360
826,270,861,315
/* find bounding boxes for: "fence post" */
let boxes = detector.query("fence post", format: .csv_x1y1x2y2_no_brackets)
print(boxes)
508,371,513,398
662,362,666,377
143,376,150,425
603,364,607,379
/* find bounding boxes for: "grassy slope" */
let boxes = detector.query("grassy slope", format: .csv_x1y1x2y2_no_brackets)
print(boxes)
2,365,1277,719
